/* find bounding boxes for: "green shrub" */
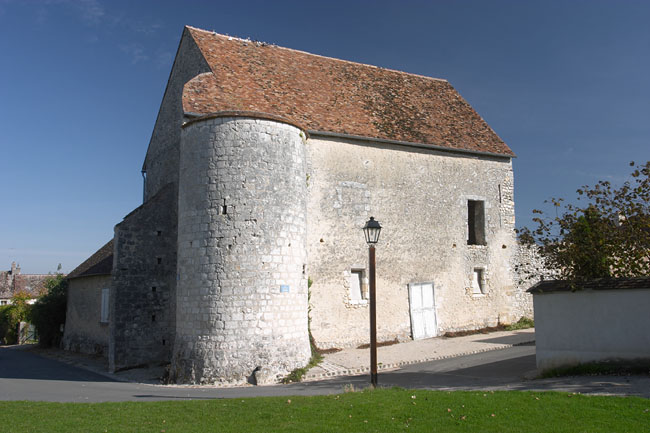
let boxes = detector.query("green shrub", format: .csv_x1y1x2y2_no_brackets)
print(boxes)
504,317,534,331
0,291,33,344
0,305,18,344
31,274,67,347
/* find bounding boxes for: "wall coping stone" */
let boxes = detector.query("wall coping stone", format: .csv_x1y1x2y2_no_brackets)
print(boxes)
529,277,650,294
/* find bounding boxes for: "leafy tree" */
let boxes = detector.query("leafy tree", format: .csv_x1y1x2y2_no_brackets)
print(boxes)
518,161,650,282
0,291,33,344
31,274,68,347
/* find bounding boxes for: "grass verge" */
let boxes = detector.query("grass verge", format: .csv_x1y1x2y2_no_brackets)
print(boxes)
0,388,647,433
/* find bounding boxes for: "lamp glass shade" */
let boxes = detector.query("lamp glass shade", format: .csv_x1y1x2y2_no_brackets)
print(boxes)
363,217,382,245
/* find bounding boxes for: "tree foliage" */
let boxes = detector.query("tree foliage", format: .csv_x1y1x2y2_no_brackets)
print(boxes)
518,161,650,282
31,274,68,347
0,291,33,344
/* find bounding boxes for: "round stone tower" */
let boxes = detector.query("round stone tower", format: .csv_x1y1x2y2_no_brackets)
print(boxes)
171,113,311,384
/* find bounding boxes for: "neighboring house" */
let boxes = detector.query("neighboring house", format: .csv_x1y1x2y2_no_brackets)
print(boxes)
67,26,531,384
61,240,113,355
0,262,49,305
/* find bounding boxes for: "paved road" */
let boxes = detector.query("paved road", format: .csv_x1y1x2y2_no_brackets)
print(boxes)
1,344,648,402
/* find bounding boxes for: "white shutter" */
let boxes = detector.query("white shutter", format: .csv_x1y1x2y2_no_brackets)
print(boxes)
100,288,109,323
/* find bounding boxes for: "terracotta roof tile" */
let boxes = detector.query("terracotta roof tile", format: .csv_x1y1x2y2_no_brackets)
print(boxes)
184,27,514,157
1,270,50,299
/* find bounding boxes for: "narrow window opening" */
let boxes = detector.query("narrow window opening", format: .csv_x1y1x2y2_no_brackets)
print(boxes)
162,339,166,346
152,314,156,322
141,170,147,203
220,199,228,215
151,286,157,292
100,288,109,323
349,270,365,302
472,268,485,294
498,184,502,203
157,230,162,236
156,257,162,265
467,200,486,245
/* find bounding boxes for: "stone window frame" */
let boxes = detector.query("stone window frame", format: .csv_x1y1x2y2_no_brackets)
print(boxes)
465,195,488,246
346,266,369,306
470,267,488,297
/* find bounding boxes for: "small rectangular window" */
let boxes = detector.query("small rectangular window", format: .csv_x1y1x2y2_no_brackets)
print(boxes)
468,200,486,245
100,288,109,323
472,269,485,295
349,270,364,301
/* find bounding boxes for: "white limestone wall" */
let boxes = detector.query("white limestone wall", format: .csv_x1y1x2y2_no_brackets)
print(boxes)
534,289,650,370
172,116,310,384
306,136,519,348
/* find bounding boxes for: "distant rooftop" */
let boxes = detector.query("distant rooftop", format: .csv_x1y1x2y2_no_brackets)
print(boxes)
1,263,52,299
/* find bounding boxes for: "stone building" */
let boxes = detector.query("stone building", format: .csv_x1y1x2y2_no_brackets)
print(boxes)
0,262,49,305
64,26,530,384
62,240,113,355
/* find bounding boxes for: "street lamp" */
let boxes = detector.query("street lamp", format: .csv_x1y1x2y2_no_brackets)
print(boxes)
362,217,381,387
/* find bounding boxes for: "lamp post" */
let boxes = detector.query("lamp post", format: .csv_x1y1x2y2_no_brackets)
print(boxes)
362,216,381,387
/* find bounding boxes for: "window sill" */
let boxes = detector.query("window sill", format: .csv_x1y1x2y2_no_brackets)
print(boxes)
348,299,368,305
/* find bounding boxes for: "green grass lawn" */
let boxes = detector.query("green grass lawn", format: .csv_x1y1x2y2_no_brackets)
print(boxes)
1,388,648,432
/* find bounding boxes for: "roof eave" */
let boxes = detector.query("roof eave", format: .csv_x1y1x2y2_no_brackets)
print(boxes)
308,130,516,159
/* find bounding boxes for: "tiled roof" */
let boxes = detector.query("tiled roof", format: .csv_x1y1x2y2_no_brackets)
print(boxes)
183,27,514,157
15,274,49,297
67,240,114,280
0,272,50,299
528,277,650,294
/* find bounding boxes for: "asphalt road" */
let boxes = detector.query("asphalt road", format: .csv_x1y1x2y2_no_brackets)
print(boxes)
1,344,648,402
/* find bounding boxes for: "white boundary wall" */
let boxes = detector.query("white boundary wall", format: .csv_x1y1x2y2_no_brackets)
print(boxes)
533,288,650,370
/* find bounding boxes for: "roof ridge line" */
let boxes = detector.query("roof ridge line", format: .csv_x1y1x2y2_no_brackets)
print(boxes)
185,25,448,83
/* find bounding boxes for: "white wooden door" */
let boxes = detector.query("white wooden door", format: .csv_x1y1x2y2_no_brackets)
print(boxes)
408,282,437,339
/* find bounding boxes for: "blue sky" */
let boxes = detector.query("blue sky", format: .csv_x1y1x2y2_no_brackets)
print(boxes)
1,0,648,274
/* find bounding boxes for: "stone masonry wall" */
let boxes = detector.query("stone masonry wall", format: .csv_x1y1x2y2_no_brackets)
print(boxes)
511,242,558,319
62,274,111,355
144,29,211,200
109,183,177,372
306,136,518,349
171,116,311,385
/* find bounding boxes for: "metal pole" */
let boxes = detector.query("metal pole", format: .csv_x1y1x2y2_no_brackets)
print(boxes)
369,245,378,387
